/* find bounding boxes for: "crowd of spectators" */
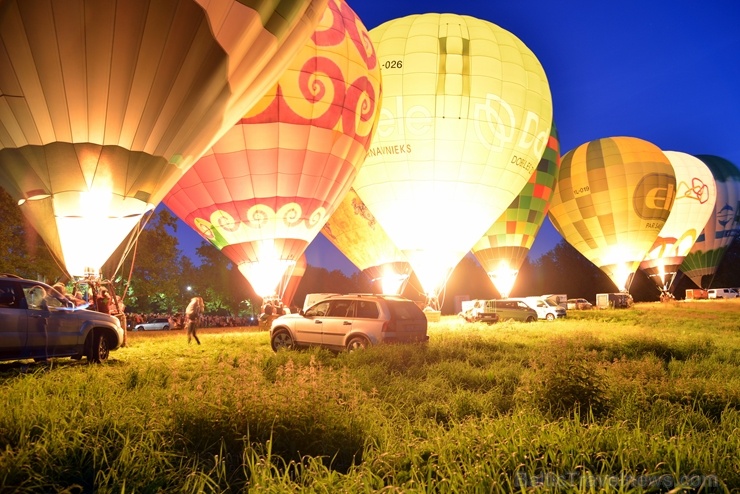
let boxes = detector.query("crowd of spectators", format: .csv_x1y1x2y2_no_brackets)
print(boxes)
125,312,257,330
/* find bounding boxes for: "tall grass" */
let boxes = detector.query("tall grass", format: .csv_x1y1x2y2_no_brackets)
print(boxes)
1,301,739,492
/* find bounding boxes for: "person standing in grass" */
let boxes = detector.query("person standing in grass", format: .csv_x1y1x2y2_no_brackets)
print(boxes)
185,296,205,345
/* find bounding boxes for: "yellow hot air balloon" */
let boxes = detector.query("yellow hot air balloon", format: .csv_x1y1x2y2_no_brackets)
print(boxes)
353,13,553,309
0,0,327,278
639,151,717,293
548,137,676,292
321,187,411,294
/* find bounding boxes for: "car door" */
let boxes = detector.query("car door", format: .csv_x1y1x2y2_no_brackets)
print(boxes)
321,300,354,348
296,301,330,346
0,280,28,360
24,284,79,359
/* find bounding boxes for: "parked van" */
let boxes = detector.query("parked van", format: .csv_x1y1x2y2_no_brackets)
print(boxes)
707,288,739,299
482,299,537,323
510,297,567,320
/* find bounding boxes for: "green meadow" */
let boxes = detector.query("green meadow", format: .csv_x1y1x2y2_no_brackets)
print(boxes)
1,301,739,493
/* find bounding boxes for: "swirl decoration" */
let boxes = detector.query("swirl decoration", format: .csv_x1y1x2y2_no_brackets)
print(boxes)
247,204,280,228
194,204,329,251
275,203,304,227
307,206,328,227
240,0,377,146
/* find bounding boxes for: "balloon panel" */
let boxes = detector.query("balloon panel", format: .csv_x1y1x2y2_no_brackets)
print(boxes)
679,155,740,287
640,151,717,289
321,187,408,272
473,123,561,276
548,137,675,291
0,0,327,276
355,13,553,295
281,253,307,307
164,0,381,296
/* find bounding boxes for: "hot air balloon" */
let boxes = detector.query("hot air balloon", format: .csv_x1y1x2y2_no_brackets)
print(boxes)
0,0,327,279
321,187,411,294
164,0,381,300
679,155,740,288
352,13,553,310
472,122,561,298
281,253,307,309
547,137,676,293
639,151,717,294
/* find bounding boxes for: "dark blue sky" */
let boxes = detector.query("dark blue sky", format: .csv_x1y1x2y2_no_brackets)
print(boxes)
169,0,740,275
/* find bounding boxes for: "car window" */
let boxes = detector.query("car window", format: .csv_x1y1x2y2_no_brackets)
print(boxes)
327,300,352,317
306,301,331,317
356,300,380,319
24,285,66,310
387,300,420,320
0,281,19,309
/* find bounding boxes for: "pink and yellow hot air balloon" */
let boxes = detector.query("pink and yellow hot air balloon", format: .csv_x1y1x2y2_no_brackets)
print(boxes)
639,151,717,294
472,123,561,298
548,137,676,293
321,187,411,295
164,0,381,299
0,0,327,278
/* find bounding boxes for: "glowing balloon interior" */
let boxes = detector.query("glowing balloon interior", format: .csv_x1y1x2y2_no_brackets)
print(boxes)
321,187,411,294
354,13,553,307
548,137,676,292
473,123,561,298
164,0,381,298
679,155,740,288
640,151,717,292
0,0,328,278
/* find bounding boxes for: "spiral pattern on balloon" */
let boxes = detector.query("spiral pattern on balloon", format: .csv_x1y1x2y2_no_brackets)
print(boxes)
277,203,304,227
307,206,327,227
246,204,274,228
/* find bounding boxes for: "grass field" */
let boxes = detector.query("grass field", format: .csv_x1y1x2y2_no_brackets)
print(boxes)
1,301,739,493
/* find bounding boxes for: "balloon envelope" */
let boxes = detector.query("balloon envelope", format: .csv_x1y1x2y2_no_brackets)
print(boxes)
548,137,676,292
472,122,561,298
354,13,553,304
321,187,411,294
679,155,740,288
281,253,307,308
640,151,717,291
0,0,327,277
164,0,381,298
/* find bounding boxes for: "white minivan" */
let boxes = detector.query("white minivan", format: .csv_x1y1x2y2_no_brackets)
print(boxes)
707,288,739,299
509,297,567,320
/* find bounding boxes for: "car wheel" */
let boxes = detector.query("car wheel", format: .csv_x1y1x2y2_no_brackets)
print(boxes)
526,316,536,323
271,329,294,352
134,326,142,332
546,313,555,321
88,331,109,363
163,325,170,330
346,335,369,352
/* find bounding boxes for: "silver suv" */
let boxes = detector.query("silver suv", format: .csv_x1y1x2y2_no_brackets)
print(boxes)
0,274,124,363
270,294,429,352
